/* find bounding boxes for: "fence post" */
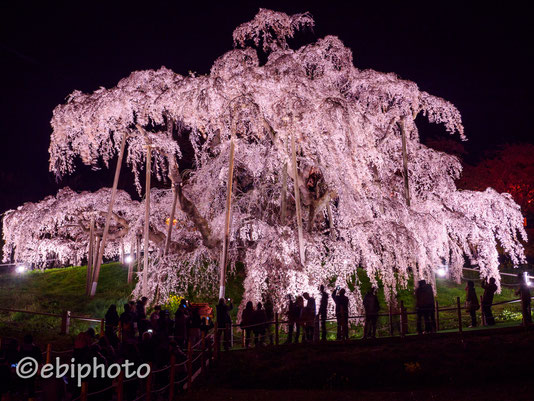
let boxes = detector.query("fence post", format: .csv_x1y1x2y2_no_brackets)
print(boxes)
201,331,206,377
100,319,105,337
242,327,246,348
116,370,124,401
214,322,220,360
480,295,486,326
145,362,153,401
187,339,193,390
435,300,440,332
169,354,176,401
275,312,279,346
388,302,393,336
400,301,406,337
60,310,71,335
46,343,51,364
81,381,88,401
456,297,463,334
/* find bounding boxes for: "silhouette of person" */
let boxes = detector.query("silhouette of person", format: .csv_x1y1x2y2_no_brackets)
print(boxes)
319,285,329,341
516,275,532,325
216,298,233,351
363,288,380,339
253,302,267,346
302,292,316,342
240,301,255,348
465,281,480,327
332,288,349,340
481,277,497,325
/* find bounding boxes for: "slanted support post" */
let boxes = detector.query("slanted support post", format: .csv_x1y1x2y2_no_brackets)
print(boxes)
86,217,95,296
291,131,305,265
281,163,287,224
143,145,152,298
164,183,179,256
219,139,235,300
399,118,411,207
91,131,127,297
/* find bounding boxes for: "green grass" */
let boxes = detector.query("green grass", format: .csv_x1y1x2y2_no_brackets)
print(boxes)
0,262,524,349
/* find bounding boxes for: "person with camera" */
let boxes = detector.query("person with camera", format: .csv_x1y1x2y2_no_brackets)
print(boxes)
332,287,349,340
216,297,233,351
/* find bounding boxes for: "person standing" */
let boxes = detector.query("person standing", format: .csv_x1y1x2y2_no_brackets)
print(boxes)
481,277,497,326
302,292,316,342
332,288,349,340
319,285,329,341
465,281,480,327
216,298,233,351
253,302,267,346
264,296,275,345
415,280,434,334
285,295,296,344
363,288,380,339
240,301,255,348
516,275,532,325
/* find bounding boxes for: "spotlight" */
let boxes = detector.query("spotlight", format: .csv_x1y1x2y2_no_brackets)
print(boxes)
524,272,532,287
124,255,133,264
437,267,447,278
15,265,27,274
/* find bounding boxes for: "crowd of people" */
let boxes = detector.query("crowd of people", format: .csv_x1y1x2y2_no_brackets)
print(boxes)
0,276,531,399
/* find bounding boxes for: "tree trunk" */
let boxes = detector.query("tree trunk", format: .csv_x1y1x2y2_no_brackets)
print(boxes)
399,118,411,207
90,131,127,297
143,146,152,298
120,239,125,264
281,162,287,224
219,140,235,299
136,235,141,273
86,217,95,296
164,184,179,256
291,131,305,265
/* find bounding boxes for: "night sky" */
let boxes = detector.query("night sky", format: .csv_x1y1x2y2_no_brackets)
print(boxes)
0,1,532,215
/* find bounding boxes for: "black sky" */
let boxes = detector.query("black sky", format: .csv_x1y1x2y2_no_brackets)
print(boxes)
0,0,533,215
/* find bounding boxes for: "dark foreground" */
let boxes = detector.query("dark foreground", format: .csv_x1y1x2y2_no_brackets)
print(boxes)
185,327,534,401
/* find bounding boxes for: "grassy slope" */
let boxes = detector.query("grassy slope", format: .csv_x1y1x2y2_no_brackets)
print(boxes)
0,262,522,347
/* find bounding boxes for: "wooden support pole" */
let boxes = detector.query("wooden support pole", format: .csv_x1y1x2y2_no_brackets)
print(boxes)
435,300,440,332
214,322,220,360
60,310,71,335
120,239,125,264
275,312,279,346
136,235,141,272
201,331,206,376
46,343,51,364
80,382,88,401
400,301,406,337
86,217,95,296
457,297,463,334
91,132,127,297
480,295,486,326
242,328,246,348
116,371,124,401
145,362,153,401
291,131,305,265
143,145,152,298
164,184,179,256
187,339,193,390
388,302,394,336
219,140,235,300
100,319,105,337
169,354,176,401
281,162,287,224
399,118,411,207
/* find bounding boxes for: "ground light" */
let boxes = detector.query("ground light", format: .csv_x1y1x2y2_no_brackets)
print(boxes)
15,264,27,274
436,266,448,278
124,255,133,264
525,272,532,287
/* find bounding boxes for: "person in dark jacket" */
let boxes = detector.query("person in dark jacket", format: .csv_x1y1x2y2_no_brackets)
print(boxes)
253,302,267,346
18,334,42,398
415,280,435,334
216,298,233,351
516,275,532,325
319,285,329,341
285,295,299,344
465,281,480,327
481,277,497,325
264,296,275,345
302,293,316,342
174,308,188,348
104,304,119,347
119,303,134,342
363,288,380,339
332,288,349,340
240,301,255,348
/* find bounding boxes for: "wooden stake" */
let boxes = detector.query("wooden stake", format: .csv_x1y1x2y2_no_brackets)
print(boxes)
120,239,125,264
143,145,152,298
457,296,463,334
164,184,179,256
281,162,287,224
169,354,176,401
399,118,411,207
80,382,88,401
127,240,134,284
291,131,305,265
46,344,51,364
219,140,235,299
388,302,394,336
86,217,95,296
91,131,127,297
435,300,440,331
187,339,193,390
275,312,279,346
